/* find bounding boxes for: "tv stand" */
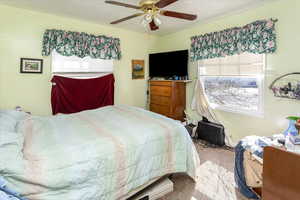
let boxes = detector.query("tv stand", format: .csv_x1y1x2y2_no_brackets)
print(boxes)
149,80,187,121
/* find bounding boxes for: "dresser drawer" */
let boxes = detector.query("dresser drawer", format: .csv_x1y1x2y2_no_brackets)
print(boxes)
150,81,173,87
151,95,171,106
150,104,170,116
150,86,172,97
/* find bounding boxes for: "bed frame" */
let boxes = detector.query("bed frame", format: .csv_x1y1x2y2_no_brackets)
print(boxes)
123,175,173,200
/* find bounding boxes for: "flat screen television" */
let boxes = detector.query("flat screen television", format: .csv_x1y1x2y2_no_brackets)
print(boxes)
149,50,188,78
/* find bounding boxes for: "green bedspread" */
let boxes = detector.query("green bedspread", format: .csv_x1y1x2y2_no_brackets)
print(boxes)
2,105,199,200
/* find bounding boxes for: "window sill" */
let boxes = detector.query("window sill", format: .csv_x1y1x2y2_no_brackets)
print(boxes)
212,105,264,118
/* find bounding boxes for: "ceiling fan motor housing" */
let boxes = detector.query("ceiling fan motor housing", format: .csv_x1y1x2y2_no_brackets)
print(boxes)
140,0,160,14
139,0,160,6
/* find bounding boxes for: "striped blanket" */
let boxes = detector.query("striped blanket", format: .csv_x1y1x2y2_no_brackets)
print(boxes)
2,105,199,200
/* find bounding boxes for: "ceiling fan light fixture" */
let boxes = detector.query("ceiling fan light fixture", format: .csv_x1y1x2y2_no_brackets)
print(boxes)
141,13,154,28
140,17,148,27
144,14,153,23
153,15,162,26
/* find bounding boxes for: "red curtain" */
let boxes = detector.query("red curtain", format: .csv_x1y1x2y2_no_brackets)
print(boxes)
51,74,114,115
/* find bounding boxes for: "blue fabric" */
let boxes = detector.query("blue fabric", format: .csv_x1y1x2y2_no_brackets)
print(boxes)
0,177,27,200
234,142,260,200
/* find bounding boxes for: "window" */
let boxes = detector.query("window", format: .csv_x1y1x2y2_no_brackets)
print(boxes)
51,50,113,76
198,53,265,117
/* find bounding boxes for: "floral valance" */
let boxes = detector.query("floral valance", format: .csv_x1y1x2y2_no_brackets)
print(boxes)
42,29,121,60
190,19,277,61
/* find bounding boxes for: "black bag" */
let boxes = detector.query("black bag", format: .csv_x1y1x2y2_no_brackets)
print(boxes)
196,117,225,146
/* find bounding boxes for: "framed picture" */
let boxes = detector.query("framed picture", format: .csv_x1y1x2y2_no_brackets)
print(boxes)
20,58,43,74
132,59,145,80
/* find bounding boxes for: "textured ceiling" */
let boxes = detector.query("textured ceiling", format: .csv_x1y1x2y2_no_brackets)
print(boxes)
0,0,275,35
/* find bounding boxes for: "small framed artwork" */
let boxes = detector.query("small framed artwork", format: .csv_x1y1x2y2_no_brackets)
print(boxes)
20,58,43,74
132,59,145,80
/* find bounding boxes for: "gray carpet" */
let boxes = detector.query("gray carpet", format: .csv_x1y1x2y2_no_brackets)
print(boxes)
159,141,249,200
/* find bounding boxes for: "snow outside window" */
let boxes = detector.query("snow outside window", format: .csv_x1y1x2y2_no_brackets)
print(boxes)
198,53,265,117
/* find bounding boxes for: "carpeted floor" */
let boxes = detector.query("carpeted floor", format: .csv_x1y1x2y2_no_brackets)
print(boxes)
159,140,249,200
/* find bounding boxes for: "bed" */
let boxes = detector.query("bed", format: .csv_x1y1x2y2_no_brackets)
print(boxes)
0,105,199,200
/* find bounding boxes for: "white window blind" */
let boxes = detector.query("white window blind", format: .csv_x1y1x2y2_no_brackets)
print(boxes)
198,53,265,117
51,50,113,73
199,53,264,76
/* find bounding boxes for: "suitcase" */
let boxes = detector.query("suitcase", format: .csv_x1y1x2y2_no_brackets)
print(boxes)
196,117,225,146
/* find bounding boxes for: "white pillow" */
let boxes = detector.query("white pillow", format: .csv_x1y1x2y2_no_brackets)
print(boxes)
0,131,24,174
0,110,28,132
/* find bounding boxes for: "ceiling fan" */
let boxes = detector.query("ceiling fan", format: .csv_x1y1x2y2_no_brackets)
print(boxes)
105,0,197,31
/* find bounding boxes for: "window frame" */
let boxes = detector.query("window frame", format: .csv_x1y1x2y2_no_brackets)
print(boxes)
198,54,266,118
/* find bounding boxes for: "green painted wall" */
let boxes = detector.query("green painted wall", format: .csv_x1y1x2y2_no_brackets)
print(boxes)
0,5,158,115
153,0,300,143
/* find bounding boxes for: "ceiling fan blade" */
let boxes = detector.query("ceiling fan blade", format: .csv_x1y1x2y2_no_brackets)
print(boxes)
105,0,141,9
149,20,159,31
160,10,197,20
155,0,178,8
110,13,144,24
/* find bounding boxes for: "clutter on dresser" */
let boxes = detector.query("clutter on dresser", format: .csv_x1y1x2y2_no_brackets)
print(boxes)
289,135,300,145
235,115,300,199
285,136,300,153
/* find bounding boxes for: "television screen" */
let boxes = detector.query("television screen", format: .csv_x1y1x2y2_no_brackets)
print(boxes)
149,50,188,78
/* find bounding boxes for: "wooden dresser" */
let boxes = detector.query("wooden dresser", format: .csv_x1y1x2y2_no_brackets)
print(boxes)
149,80,186,121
